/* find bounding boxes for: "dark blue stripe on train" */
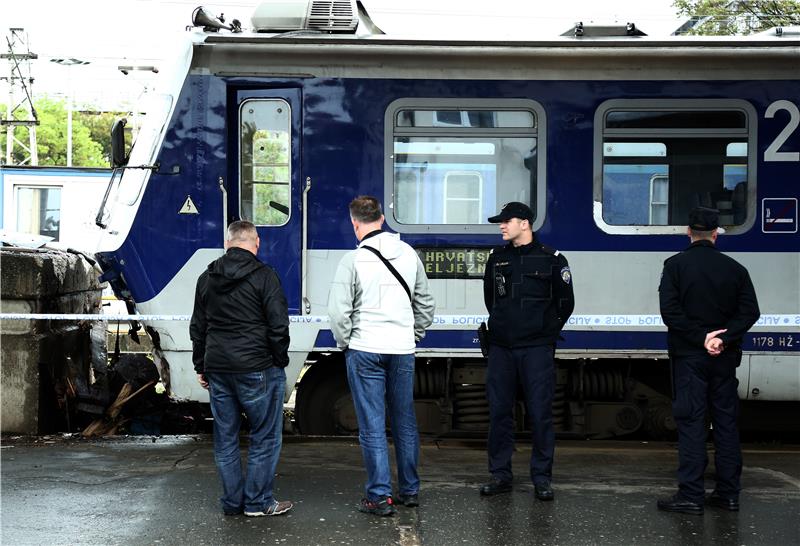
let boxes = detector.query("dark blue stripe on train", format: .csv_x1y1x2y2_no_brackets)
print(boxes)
313,330,800,353
115,75,800,305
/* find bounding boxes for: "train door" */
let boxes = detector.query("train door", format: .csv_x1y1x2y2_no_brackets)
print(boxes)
235,89,303,313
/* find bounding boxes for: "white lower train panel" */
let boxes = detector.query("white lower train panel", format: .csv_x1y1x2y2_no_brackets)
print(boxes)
134,248,799,402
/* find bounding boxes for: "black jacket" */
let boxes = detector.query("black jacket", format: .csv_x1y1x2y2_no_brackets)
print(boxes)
483,239,575,348
190,247,290,373
659,240,760,356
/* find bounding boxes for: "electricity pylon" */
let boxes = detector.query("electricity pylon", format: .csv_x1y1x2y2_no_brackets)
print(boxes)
1,28,38,166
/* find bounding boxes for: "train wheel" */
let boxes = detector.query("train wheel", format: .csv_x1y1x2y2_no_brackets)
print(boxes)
295,360,357,435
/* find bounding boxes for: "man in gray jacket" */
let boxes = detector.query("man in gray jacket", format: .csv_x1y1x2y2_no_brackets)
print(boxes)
328,196,435,516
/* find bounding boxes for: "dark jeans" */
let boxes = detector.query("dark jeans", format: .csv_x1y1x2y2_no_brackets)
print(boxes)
486,344,555,485
672,351,742,502
345,349,419,501
207,367,286,513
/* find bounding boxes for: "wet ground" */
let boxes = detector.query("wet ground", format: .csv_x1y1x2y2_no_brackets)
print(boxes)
1,436,798,546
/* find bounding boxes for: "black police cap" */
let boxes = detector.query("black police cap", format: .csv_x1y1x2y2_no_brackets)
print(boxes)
688,206,725,233
488,202,533,223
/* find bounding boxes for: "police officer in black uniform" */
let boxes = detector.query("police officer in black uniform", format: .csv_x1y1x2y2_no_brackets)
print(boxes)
657,207,760,515
479,202,575,501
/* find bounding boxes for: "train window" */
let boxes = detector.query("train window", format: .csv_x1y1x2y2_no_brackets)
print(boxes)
386,99,546,234
119,93,173,207
397,110,535,128
444,171,483,223
606,110,746,129
594,100,757,234
15,186,61,241
239,99,291,226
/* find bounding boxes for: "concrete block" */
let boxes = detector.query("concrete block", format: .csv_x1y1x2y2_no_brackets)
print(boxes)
1,248,105,434
0,335,42,434
0,248,102,300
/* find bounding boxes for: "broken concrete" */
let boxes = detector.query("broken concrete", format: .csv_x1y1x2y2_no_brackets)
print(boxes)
1,247,104,434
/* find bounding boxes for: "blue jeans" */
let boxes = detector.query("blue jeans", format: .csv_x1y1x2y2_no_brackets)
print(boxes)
207,367,286,514
345,349,419,501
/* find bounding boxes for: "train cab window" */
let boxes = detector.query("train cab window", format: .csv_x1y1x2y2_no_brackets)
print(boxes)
594,100,756,234
239,99,291,226
386,99,546,234
15,186,61,241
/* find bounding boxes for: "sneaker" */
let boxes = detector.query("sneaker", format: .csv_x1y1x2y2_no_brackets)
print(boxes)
395,493,419,507
244,500,294,517
358,496,396,516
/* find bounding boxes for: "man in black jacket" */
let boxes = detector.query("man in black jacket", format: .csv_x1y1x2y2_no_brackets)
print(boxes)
190,220,293,517
657,207,760,516
479,202,574,501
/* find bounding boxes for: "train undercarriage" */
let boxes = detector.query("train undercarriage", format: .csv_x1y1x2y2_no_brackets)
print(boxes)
294,354,676,440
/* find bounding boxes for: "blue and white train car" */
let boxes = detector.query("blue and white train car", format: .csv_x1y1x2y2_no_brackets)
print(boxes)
94,2,800,437
1,166,111,253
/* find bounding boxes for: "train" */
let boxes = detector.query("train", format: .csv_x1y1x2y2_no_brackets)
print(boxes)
0,166,111,253
93,1,800,438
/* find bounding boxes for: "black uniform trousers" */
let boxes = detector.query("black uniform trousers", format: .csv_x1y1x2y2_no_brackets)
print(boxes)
672,350,742,502
486,344,555,485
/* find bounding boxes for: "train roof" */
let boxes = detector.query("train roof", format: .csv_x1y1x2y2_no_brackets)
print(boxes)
197,26,800,48
187,2,800,49
183,27,800,82
176,4,800,81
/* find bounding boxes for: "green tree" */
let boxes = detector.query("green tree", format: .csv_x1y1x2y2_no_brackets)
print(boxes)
0,103,37,166
0,97,106,167
76,110,124,166
674,0,800,35
251,130,290,225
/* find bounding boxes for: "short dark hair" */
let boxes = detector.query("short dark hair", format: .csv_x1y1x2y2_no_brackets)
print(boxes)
349,196,383,223
688,227,714,240
226,220,257,243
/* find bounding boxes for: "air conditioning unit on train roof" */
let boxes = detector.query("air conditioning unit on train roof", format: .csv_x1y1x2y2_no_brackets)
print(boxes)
251,0,359,33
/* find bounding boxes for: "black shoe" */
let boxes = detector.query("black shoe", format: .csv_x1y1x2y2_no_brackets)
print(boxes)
395,493,419,507
534,483,554,501
706,491,739,512
657,494,704,515
358,496,396,516
479,478,512,496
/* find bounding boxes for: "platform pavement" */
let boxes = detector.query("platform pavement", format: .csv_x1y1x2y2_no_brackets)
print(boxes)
1,437,798,545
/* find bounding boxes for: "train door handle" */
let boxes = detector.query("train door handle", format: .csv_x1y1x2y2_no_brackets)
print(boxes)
218,176,228,244
302,176,312,315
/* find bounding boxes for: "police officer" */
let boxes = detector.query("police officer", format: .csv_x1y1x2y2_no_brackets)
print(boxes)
657,207,760,515
479,202,575,501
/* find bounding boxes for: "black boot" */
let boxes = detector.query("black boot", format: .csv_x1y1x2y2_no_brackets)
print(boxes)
534,482,554,501
657,494,703,515
479,478,512,496
705,491,739,511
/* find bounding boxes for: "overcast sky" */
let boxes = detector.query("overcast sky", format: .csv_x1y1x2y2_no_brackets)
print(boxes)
4,0,683,110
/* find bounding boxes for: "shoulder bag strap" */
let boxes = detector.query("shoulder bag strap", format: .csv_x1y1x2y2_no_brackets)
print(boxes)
361,245,412,303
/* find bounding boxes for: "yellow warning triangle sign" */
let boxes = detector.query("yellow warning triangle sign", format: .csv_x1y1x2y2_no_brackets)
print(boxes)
179,195,199,214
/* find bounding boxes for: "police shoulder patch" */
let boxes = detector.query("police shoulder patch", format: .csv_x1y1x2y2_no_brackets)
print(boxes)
540,243,557,256
560,266,572,285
